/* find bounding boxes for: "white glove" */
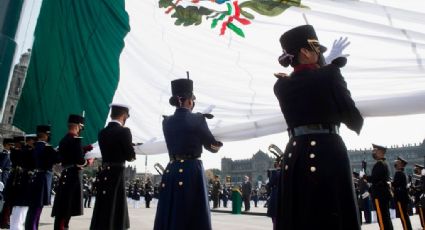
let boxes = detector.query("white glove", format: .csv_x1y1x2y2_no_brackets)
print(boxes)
361,191,370,199
325,37,350,64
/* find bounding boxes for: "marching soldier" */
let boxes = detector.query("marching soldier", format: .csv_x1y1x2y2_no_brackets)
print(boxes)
274,25,363,230
369,144,393,230
52,114,92,230
358,172,372,224
153,78,223,230
25,125,59,230
392,156,412,230
90,104,135,230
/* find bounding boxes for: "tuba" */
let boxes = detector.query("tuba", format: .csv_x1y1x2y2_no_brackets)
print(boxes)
154,163,165,176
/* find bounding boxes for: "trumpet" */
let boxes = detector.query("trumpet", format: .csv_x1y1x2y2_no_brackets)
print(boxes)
154,163,165,176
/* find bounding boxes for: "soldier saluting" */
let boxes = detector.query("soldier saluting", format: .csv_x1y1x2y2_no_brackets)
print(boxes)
90,104,135,230
369,144,393,230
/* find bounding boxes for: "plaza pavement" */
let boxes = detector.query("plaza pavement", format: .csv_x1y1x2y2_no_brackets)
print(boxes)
37,200,423,229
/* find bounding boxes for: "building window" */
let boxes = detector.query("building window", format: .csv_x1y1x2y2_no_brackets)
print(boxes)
8,117,12,124
10,105,14,114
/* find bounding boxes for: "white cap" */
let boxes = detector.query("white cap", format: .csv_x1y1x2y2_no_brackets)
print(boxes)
109,103,131,110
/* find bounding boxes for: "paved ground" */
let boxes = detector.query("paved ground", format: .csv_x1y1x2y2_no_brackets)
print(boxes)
37,200,423,229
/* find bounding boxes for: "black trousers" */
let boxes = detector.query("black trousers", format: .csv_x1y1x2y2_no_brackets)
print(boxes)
243,195,250,211
84,196,92,208
395,201,412,230
373,198,393,230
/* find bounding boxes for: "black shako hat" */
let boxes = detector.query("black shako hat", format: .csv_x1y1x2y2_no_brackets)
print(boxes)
372,143,387,152
279,25,327,55
171,79,193,97
169,79,194,105
68,114,85,126
36,125,51,134
13,136,25,143
396,156,408,165
3,138,14,145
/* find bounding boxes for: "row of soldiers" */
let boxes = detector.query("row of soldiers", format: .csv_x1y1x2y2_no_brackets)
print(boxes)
353,144,425,230
0,113,94,230
126,178,155,208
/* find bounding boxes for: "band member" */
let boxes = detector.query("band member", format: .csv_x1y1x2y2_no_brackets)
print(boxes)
90,104,135,230
52,114,92,230
25,125,59,230
153,78,223,230
144,178,153,208
267,158,281,230
369,144,393,230
274,25,363,230
392,156,412,230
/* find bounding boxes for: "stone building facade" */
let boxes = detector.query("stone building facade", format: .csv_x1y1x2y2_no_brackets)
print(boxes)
221,150,274,186
0,49,31,141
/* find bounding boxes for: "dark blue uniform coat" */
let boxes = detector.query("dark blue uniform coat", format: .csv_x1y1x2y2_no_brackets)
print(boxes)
154,108,222,230
27,141,58,207
90,121,135,230
274,64,363,230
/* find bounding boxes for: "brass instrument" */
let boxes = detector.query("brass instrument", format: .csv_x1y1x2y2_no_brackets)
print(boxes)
154,163,165,176
268,144,284,166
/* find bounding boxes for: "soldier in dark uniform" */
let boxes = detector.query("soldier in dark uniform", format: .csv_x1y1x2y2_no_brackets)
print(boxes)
267,160,281,230
212,175,221,209
414,164,425,228
358,172,372,224
153,78,223,230
52,114,92,230
274,25,363,230
25,125,59,230
144,178,153,208
222,184,229,208
90,104,135,230
392,156,412,230
369,144,393,230
0,138,13,229
5,135,33,230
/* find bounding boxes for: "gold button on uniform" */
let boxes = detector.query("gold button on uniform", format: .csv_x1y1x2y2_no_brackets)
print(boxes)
310,166,316,172
285,165,288,170
162,183,165,187
310,140,316,146
288,153,292,158
102,190,106,194
292,141,297,146
180,160,184,163
309,153,315,159
179,169,183,173
166,170,169,173
179,181,183,186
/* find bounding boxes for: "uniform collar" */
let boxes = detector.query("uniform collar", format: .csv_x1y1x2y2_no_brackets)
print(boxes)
110,119,123,126
293,64,318,73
